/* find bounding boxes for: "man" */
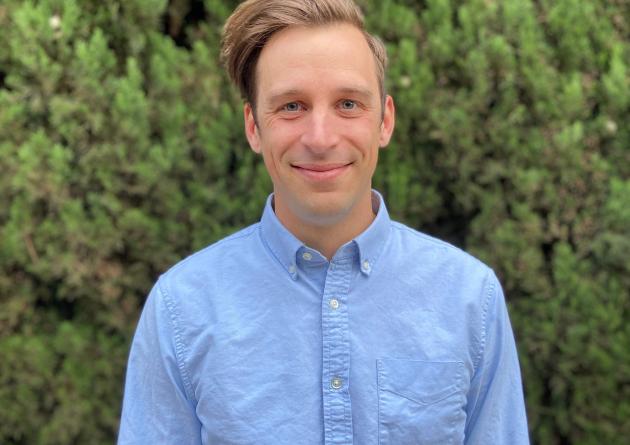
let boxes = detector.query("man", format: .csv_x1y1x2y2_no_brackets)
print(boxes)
118,0,529,444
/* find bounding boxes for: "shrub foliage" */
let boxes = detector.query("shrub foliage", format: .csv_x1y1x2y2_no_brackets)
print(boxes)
0,0,628,443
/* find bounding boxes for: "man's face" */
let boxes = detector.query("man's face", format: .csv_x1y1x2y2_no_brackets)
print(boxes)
244,23,395,227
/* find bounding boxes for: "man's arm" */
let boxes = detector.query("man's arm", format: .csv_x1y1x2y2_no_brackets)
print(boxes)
464,272,530,444
118,281,202,445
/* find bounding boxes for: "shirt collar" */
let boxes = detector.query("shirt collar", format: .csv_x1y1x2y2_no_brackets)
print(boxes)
259,190,391,279
353,190,391,276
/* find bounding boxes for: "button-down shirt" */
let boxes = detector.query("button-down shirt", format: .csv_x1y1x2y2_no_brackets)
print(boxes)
118,192,529,444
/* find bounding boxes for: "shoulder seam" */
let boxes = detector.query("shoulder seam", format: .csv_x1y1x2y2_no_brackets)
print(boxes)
157,277,197,403
472,269,496,373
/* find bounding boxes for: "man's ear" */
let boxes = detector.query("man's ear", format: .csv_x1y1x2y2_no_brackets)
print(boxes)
244,102,261,153
378,95,396,148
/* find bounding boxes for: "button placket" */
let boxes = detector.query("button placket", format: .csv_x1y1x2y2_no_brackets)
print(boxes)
321,258,353,443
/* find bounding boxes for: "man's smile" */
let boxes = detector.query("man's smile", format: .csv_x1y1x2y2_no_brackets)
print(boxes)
291,162,352,181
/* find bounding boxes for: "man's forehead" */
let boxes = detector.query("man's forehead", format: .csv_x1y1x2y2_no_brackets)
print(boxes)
255,24,379,98
258,23,373,66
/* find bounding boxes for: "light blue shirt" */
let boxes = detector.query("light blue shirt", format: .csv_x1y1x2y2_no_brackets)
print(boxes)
118,192,529,444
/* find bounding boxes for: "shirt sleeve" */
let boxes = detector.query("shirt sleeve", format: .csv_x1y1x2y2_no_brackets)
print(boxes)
464,272,530,444
118,280,202,445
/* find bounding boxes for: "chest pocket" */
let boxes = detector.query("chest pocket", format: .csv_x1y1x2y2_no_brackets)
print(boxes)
377,358,466,445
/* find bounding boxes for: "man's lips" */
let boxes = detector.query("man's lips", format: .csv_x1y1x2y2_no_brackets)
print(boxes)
291,163,352,181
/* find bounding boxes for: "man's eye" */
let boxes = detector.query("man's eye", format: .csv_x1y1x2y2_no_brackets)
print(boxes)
340,100,357,110
283,102,302,112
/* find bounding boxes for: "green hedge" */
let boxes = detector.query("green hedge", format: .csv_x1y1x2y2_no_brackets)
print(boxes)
0,0,628,443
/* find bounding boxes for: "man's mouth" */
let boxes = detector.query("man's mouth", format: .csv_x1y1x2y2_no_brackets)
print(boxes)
291,163,352,181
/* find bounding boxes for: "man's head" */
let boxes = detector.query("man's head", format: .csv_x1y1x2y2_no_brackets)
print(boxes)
221,0,388,111
221,0,395,241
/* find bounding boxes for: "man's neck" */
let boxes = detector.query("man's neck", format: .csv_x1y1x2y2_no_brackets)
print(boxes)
274,191,376,260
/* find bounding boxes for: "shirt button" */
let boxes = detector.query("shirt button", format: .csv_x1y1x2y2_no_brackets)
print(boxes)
361,259,371,272
302,252,312,261
329,298,340,310
288,264,296,274
331,377,343,390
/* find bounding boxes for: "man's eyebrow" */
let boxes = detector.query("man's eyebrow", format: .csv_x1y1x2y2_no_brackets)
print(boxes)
265,86,375,107
265,89,303,106
334,87,374,100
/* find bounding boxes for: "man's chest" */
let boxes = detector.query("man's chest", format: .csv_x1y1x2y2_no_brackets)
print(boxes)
182,276,476,445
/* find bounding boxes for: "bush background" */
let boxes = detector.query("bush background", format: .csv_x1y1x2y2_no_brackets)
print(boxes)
0,0,628,443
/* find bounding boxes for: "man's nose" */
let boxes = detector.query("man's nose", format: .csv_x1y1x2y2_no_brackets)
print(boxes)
300,109,341,153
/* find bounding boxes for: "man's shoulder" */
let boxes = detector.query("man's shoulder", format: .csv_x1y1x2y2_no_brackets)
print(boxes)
388,220,493,278
159,222,260,286
386,221,501,323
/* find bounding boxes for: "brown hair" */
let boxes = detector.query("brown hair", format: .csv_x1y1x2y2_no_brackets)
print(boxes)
220,0,387,108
